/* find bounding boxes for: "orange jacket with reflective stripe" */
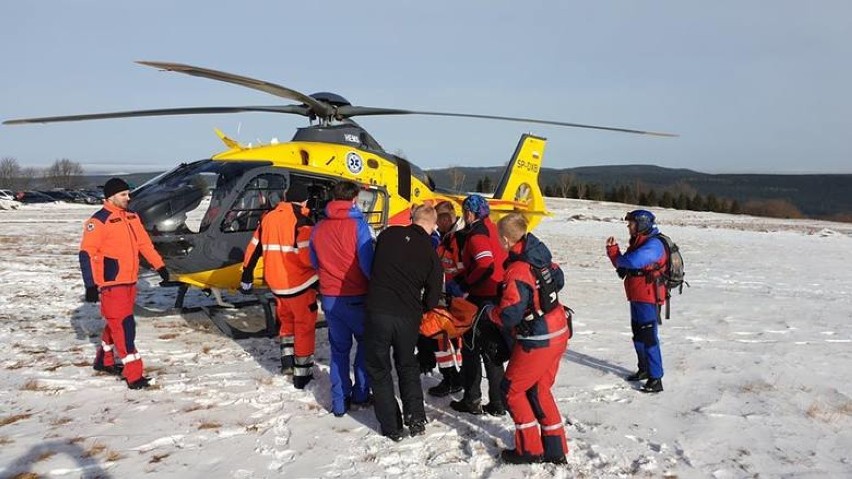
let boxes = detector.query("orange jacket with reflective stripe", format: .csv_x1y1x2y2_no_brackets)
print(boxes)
436,230,465,282
242,202,318,296
79,201,165,289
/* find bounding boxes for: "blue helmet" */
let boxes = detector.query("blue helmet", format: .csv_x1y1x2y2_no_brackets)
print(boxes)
625,209,656,234
462,194,490,219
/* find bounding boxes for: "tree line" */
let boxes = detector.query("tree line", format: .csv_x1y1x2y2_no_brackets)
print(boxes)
473,173,805,220
0,157,85,190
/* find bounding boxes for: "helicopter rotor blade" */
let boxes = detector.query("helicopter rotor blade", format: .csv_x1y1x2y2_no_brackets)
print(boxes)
3,105,309,125
136,61,334,118
337,106,677,137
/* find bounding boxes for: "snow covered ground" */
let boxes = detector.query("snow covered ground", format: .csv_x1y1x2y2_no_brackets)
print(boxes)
1,198,850,478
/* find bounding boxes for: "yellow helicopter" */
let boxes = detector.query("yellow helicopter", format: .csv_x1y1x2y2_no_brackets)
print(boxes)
5,61,673,337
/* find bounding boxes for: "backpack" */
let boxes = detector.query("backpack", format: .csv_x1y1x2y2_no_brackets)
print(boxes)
530,262,565,314
653,233,688,319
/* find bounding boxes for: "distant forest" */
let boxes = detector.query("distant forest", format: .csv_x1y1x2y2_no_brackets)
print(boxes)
4,156,850,223
428,165,852,222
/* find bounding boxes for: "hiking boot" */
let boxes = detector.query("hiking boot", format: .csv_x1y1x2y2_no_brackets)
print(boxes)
94,363,124,377
641,378,663,393
332,397,351,417
543,455,568,465
500,449,542,464
427,378,463,397
293,374,313,390
483,402,507,417
280,355,295,376
450,400,483,415
126,377,152,390
407,419,427,437
625,370,649,382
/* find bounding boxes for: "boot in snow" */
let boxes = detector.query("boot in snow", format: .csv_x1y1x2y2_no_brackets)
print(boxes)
641,378,663,393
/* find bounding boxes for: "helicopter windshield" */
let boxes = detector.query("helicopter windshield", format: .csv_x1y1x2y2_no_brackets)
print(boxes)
130,159,272,235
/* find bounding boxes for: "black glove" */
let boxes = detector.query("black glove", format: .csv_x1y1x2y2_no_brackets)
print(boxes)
516,319,534,338
85,286,99,303
416,335,438,374
477,320,511,364
616,268,627,279
157,267,169,283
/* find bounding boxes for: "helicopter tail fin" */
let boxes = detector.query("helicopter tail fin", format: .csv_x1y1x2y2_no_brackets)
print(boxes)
488,134,549,229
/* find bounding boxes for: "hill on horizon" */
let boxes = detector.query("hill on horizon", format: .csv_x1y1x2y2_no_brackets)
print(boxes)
56,164,852,220
425,164,852,219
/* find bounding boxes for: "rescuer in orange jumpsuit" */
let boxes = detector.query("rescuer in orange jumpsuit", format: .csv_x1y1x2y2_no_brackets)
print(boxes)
240,190,319,389
80,178,168,390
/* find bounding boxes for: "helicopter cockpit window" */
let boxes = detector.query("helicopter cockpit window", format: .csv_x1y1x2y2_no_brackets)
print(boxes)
356,187,388,228
130,160,273,237
221,174,289,233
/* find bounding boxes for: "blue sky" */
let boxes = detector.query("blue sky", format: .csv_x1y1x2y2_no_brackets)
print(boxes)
1,1,850,174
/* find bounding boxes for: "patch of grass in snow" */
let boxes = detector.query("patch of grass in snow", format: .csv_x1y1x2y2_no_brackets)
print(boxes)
806,399,852,423
149,452,170,463
105,450,123,462
0,436,13,445
197,420,222,430
182,403,213,413
0,413,34,427
20,379,62,393
739,380,775,393
9,472,40,479
158,333,180,340
6,361,25,370
44,363,63,372
81,441,107,458
35,451,56,462
49,416,73,426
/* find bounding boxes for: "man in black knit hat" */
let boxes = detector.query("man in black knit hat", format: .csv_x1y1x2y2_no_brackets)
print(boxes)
79,178,169,389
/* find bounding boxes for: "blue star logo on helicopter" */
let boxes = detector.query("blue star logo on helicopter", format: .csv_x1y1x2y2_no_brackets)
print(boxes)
346,152,363,174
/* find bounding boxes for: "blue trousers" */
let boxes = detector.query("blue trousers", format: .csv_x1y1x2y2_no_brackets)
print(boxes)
321,295,370,413
630,302,664,379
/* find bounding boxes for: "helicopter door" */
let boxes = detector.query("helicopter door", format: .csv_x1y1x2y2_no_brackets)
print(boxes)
220,171,289,233
192,168,290,269
356,185,389,230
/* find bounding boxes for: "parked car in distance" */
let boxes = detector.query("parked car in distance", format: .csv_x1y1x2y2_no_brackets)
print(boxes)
17,191,57,204
0,189,16,201
71,190,101,204
40,190,76,202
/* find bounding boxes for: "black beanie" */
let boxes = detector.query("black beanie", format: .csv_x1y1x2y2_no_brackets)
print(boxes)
103,178,130,198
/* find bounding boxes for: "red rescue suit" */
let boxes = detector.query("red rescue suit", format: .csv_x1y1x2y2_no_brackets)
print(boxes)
242,202,319,380
607,233,668,304
455,217,506,299
489,234,570,461
79,201,166,383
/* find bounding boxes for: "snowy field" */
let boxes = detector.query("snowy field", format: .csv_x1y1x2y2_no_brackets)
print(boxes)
1,198,850,478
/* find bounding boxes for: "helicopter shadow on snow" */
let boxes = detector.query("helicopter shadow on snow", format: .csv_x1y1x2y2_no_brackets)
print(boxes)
0,439,111,479
130,275,361,415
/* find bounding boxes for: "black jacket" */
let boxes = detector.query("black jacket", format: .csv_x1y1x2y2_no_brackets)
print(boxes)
367,224,443,319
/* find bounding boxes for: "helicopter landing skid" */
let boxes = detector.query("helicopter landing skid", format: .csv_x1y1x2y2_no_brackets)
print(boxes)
162,284,327,340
